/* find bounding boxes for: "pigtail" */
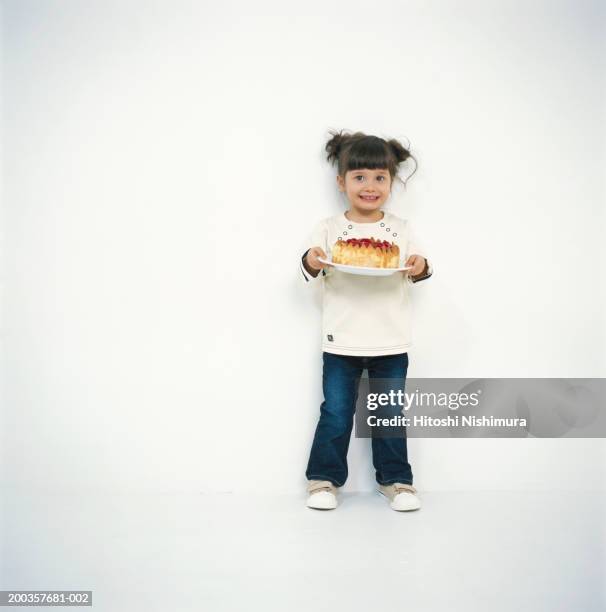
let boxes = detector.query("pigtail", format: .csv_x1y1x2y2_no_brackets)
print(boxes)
386,137,418,187
325,128,350,166
386,138,411,164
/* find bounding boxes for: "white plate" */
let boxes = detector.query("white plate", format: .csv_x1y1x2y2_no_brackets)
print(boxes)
318,256,412,277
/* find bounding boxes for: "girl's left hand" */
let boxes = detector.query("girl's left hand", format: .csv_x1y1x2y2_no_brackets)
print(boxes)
405,254,426,277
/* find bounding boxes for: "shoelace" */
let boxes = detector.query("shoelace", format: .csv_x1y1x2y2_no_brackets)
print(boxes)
309,482,336,495
393,484,417,495
312,486,335,494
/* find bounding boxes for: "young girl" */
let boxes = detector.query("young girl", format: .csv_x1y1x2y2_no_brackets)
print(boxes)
300,130,433,512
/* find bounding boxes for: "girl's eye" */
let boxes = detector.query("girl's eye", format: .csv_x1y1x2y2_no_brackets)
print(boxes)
354,175,386,181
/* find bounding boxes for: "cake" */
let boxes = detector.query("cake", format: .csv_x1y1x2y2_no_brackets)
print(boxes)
331,237,400,268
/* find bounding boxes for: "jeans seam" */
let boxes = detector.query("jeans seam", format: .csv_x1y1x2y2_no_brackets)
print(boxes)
378,479,413,486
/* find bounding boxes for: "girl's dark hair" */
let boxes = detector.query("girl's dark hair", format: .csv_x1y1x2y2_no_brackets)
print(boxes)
325,128,417,188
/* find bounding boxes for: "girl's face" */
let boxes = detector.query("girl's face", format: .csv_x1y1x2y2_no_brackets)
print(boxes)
337,168,392,213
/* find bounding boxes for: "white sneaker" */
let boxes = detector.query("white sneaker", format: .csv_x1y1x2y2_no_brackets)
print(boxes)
378,483,421,511
306,480,338,510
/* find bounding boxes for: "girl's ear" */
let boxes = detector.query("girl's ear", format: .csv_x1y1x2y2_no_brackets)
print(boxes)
336,174,345,192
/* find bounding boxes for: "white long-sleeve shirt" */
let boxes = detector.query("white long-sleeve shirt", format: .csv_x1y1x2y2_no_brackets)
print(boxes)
299,210,433,356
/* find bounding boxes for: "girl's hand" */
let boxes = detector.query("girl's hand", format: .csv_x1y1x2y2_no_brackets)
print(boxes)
405,254,426,277
306,247,329,271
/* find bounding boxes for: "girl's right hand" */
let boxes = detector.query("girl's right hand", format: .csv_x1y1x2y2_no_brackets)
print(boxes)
305,247,328,271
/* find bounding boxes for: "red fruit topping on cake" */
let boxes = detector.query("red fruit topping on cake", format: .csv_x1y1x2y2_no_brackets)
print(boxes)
345,237,392,248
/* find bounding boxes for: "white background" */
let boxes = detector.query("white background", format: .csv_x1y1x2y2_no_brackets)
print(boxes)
2,0,605,496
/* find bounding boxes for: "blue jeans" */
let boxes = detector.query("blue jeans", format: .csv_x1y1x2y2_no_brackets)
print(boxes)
305,351,413,488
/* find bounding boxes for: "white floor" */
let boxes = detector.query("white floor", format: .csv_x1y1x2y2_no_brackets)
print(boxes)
2,489,604,612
